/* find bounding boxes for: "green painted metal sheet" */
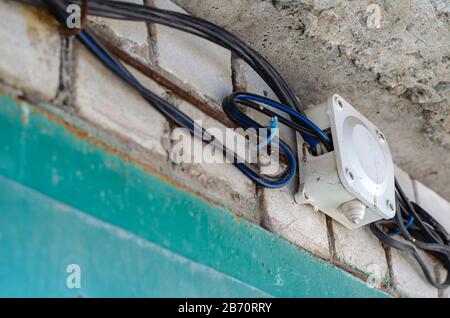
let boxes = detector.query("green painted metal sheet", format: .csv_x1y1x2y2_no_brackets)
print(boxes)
0,175,270,297
0,94,389,297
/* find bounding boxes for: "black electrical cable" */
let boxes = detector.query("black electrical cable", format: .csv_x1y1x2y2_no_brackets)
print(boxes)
223,92,333,151
38,0,298,188
371,180,450,289
15,0,450,289
16,0,303,115
17,0,332,148
234,98,332,139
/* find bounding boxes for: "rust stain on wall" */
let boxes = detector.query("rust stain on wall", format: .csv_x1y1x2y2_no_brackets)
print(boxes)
6,90,225,210
20,5,58,40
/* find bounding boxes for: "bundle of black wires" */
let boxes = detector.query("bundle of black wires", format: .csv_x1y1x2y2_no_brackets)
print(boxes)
16,0,449,289
371,180,450,289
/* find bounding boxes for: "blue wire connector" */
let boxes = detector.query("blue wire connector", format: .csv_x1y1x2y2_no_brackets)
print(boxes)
257,116,279,150
391,214,415,236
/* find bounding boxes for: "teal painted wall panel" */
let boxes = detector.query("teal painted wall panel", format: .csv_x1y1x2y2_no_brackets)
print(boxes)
0,175,270,298
0,94,389,297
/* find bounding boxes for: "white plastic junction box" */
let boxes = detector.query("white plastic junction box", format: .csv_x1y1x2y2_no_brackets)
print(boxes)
295,94,396,229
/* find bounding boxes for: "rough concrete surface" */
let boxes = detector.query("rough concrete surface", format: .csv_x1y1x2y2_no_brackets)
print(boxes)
172,0,450,201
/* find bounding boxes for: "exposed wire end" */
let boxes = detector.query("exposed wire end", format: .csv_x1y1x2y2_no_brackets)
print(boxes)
256,116,278,151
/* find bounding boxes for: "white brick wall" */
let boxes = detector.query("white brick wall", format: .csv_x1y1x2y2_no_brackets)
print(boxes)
169,98,258,222
262,185,330,259
232,55,331,263
332,222,388,288
75,44,170,162
0,0,61,101
90,0,150,63
232,57,329,247
1,0,449,298
414,181,450,233
389,244,439,298
232,58,277,100
148,0,233,106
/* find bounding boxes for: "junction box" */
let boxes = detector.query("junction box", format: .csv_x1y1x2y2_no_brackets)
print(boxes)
295,95,396,229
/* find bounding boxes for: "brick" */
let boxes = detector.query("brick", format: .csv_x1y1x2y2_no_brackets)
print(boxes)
332,221,388,288
169,99,258,223
394,165,415,201
232,58,277,100
90,0,150,63
149,0,233,106
0,0,61,101
232,58,297,150
262,184,330,259
74,44,170,162
233,58,328,257
390,244,439,298
413,180,450,233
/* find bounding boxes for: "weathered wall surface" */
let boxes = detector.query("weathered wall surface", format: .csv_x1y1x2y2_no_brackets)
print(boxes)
0,0,449,297
173,0,450,202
